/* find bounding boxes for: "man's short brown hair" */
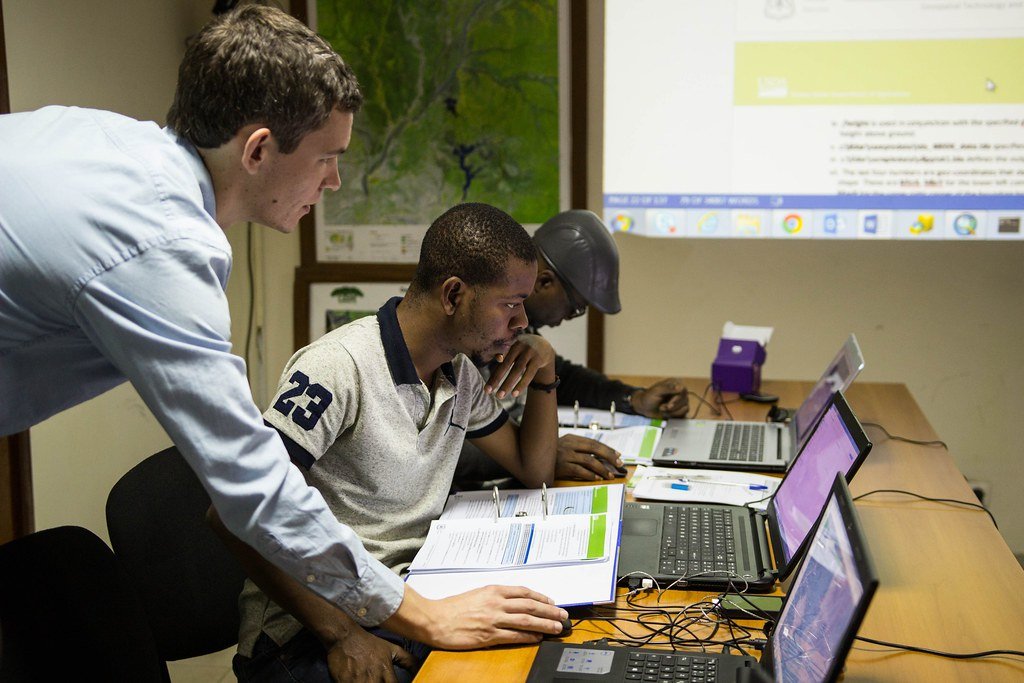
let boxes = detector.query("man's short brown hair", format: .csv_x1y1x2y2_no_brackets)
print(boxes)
166,4,362,153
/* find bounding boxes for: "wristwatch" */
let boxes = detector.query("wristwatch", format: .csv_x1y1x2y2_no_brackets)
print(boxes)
622,387,640,413
529,375,561,393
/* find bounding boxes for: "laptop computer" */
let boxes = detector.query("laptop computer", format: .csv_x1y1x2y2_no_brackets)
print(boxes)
618,390,870,592
526,474,878,683
653,334,864,473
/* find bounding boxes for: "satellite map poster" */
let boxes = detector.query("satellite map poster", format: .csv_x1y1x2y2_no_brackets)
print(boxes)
311,0,561,262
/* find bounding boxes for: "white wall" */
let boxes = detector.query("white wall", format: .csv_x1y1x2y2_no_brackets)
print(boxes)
587,2,1024,554
3,0,300,542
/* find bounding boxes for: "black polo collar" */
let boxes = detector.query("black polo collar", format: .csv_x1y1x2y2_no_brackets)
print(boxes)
377,297,457,387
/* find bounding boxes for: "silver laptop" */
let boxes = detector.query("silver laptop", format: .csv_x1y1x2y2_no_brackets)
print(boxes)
653,334,864,473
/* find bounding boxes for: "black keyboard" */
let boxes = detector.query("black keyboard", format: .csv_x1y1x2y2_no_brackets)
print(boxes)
625,651,722,682
709,424,764,462
658,506,737,576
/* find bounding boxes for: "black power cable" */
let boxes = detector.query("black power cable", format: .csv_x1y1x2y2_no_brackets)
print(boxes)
855,635,1024,660
853,488,998,529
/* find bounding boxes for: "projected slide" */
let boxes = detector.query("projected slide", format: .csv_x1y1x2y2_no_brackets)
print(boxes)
603,0,1024,240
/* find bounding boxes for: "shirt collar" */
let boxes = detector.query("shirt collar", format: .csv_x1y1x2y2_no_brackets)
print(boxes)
163,127,217,219
377,297,458,387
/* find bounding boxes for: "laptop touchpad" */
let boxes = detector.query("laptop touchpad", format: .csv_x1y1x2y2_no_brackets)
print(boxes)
623,517,659,536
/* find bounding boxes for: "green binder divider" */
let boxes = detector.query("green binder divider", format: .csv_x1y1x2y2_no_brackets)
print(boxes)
639,427,660,459
587,514,607,559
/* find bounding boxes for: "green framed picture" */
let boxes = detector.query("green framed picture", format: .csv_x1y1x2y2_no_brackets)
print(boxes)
311,0,561,261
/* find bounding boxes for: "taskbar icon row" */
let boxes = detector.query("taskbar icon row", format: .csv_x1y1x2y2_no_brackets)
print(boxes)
603,208,1024,240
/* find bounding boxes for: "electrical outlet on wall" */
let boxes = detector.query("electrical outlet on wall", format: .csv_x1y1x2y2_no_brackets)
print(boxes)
968,479,990,506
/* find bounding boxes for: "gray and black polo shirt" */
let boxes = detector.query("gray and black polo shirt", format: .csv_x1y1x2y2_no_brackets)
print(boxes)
237,296,507,655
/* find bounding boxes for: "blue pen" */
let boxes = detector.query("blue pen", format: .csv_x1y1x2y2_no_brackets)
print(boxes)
674,478,769,491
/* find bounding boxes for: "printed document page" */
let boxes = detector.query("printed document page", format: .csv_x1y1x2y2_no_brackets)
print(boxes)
441,483,615,520
557,406,662,430
558,426,663,465
408,514,608,573
630,466,780,510
406,484,625,606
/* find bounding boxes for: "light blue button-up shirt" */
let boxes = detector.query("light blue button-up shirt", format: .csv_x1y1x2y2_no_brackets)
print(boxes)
0,106,404,625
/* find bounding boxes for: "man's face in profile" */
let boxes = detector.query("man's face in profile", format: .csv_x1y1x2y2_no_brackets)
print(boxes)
251,109,354,233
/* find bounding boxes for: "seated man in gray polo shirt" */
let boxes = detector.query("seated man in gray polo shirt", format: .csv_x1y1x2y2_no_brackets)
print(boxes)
217,202,563,683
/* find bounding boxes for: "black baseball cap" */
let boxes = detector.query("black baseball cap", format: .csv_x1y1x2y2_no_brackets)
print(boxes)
534,210,621,314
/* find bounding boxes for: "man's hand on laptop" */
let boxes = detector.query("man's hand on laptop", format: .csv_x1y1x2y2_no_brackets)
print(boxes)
631,378,689,418
383,584,567,650
556,434,623,481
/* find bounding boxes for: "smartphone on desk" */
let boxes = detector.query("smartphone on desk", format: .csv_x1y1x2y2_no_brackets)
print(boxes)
716,593,784,619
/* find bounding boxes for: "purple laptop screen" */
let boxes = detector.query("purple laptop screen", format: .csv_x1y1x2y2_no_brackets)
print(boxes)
793,339,861,449
774,403,860,564
772,494,864,682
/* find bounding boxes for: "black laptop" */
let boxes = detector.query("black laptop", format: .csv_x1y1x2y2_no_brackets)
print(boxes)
617,391,870,592
526,474,879,683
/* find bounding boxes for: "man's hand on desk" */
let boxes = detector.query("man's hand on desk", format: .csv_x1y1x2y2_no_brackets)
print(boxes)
325,626,416,683
556,434,624,481
383,584,567,650
631,378,689,418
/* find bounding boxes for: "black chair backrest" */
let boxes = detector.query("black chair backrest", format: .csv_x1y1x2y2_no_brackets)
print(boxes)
105,446,246,662
0,526,165,682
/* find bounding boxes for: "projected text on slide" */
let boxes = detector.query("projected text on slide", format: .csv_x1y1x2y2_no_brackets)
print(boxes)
603,0,1024,240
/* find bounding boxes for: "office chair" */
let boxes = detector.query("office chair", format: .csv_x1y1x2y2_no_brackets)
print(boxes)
105,445,247,667
0,525,165,682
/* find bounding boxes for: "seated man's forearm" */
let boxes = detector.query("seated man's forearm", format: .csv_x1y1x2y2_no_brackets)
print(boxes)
515,373,559,487
207,505,364,646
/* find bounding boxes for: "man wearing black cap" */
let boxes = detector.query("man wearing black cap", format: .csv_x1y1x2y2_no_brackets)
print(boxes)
457,210,690,482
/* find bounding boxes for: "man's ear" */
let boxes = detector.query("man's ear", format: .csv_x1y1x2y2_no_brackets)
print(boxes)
241,127,273,175
440,276,466,315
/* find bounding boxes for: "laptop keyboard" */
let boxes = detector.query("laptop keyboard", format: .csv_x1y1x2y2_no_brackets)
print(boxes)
658,506,737,576
709,423,765,462
625,651,722,681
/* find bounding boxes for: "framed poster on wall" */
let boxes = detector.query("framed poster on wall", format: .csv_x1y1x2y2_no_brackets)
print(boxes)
308,281,409,343
289,1,604,372
303,0,564,263
294,265,416,349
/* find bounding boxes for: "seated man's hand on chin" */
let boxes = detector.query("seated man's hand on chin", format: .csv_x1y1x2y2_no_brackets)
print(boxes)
631,378,689,418
486,334,557,399
556,434,624,481
385,584,567,650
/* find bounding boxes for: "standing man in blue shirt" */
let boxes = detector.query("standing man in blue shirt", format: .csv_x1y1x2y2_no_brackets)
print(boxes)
0,2,565,667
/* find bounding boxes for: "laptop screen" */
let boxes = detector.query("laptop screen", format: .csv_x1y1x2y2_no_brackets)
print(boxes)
793,334,864,449
772,401,862,566
771,482,869,682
